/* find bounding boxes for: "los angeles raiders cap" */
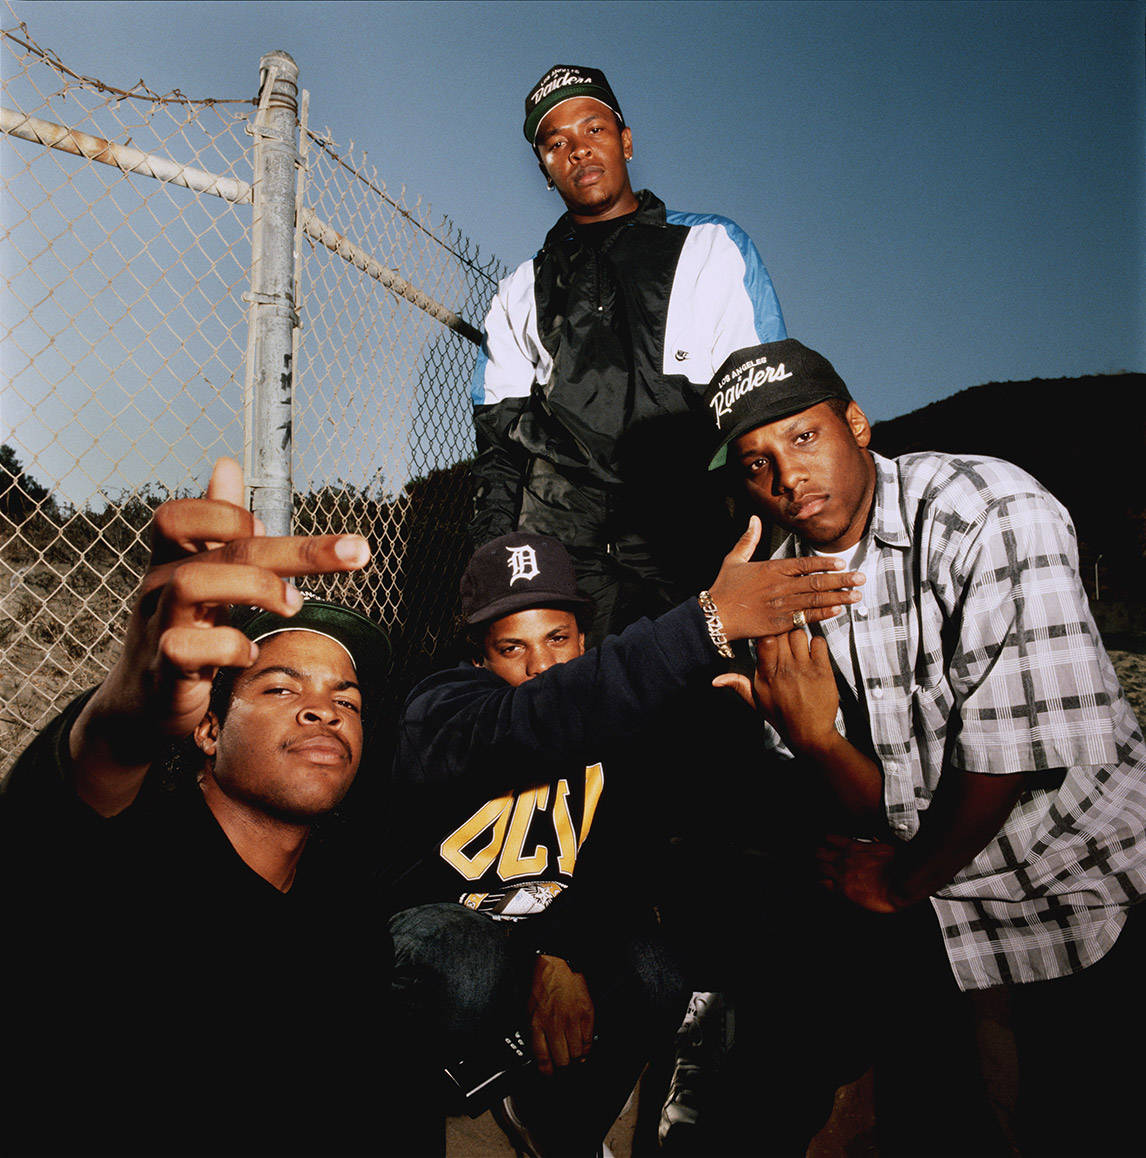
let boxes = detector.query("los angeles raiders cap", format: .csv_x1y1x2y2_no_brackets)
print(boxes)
461,532,590,626
523,64,624,145
703,339,852,470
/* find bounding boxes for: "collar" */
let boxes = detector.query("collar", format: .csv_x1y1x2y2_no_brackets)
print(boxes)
867,451,911,550
543,188,666,251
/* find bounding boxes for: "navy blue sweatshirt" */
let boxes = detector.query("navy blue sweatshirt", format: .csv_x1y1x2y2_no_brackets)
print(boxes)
387,599,718,960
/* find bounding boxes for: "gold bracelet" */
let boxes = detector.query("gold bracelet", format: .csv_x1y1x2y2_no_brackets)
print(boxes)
697,590,734,659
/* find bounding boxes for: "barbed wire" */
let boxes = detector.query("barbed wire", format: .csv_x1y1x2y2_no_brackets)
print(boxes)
0,20,256,107
1,12,499,287
1,3,505,778
305,127,500,286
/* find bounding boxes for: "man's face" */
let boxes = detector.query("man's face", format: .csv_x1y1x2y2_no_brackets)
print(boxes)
731,401,877,552
478,607,585,688
197,631,364,823
535,96,637,222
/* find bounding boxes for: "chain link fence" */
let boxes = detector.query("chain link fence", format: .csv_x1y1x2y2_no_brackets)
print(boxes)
0,14,505,775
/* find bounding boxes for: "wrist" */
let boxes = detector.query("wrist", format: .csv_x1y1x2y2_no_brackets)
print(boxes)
697,590,735,657
789,721,848,763
535,949,581,975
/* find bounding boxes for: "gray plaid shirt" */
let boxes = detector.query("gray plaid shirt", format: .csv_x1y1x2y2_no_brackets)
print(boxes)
766,451,1146,991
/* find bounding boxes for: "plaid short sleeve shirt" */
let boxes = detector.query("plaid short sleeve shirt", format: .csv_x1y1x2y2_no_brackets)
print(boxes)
769,451,1146,991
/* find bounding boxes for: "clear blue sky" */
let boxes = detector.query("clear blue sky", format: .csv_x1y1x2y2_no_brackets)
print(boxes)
5,0,1144,423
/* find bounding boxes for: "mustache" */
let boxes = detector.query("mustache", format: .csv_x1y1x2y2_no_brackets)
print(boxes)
282,729,352,759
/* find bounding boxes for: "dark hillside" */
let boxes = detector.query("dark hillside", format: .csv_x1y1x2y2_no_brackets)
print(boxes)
869,373,1145,603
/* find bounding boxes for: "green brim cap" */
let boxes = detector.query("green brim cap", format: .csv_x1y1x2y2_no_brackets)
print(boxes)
523,64,624,144
703,339,852,471
234,597,390,676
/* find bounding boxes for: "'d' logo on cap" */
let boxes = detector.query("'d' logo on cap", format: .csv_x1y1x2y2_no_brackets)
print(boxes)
708,356,793,430
506,545,540,585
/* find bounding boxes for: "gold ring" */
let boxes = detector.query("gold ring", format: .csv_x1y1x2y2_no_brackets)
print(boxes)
792,609,808,628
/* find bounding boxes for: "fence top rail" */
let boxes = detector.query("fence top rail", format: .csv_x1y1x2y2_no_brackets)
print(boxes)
0,106,254,203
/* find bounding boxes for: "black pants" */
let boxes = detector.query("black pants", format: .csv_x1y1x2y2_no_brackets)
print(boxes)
390,902,689,1156
666,879,1145,1158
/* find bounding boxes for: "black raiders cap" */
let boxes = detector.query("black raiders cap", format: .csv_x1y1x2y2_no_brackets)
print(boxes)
703,339,852,470
235,595,390,677
523,64,624,145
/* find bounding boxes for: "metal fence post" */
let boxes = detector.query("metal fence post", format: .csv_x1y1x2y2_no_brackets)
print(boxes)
244,50,300,535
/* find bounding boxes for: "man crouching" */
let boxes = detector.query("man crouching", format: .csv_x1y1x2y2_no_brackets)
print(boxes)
387,526,864,1155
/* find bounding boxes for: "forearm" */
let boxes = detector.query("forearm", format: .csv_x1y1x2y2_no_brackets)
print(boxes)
797,731,886,835
1,688,145,822
398,601,717,795
471,401,528,543
69,688,153,816
884,769,1026,908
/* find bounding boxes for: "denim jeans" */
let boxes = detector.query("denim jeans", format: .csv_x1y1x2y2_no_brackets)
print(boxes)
390,901,688,1155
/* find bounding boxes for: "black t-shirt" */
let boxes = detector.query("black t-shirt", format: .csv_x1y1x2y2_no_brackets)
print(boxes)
2,693,395,1156
570,210,636,250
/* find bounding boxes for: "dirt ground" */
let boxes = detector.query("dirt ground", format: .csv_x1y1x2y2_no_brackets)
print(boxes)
444,1067,877,1157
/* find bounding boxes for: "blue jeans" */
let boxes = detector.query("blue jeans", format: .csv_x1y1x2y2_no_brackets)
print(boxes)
390,901,687,1155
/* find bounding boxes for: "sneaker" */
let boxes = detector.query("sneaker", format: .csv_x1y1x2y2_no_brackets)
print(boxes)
491,1094,546,1158
658,991,734,1145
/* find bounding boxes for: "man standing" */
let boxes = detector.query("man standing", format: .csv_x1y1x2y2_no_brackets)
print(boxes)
2,458,412,1156
470,65,787,644
702,339,1146,1155
387,525,863,1154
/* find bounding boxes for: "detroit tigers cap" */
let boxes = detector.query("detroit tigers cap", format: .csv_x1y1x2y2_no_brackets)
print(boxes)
703,339,852,470
523,64,624,145
234,595,390,677
461,532,590,626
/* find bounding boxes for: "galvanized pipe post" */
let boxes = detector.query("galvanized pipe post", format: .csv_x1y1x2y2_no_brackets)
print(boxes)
244,50,300,536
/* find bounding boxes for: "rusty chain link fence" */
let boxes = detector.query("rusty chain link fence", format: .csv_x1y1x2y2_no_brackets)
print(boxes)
0,14,505,775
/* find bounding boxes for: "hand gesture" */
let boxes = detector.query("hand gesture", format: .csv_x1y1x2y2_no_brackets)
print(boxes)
72,458,371,810
528,954,595,1077
706,518,863,641
715,629,841,756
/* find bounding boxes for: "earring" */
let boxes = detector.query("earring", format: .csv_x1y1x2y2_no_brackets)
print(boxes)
547,178,555,190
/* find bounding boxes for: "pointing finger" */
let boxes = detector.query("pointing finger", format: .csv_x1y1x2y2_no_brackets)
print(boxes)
206,533,371,576
205,457,244,507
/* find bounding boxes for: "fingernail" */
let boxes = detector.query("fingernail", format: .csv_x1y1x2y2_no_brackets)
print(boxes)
285,583,303,609
335,536,369,565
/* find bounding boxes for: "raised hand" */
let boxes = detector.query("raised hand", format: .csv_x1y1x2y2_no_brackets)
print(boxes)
761,631,840,749
706,517,864,640
71,458,371,812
